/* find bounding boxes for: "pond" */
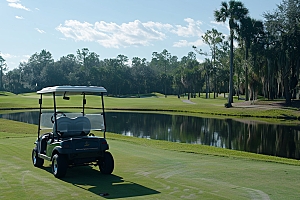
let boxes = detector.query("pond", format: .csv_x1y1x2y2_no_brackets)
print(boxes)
1,111,300,160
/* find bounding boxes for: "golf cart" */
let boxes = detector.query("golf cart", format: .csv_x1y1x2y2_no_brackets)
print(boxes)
32,86,114,178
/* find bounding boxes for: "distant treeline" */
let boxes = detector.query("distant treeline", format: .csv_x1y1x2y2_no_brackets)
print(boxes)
2,48,209,97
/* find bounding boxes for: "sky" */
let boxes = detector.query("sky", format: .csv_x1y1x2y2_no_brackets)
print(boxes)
1,0,282,71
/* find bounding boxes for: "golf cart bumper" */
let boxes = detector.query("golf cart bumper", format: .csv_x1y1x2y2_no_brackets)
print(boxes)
52,136,108,151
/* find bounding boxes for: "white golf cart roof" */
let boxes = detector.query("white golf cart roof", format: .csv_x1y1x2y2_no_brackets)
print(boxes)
37,86,107,94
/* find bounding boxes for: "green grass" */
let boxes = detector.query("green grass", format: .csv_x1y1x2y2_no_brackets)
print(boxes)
0,91,16,96
2,92,300,198
2,92,300,122
103,132,300,166
0,118,38,135
0,119,300,199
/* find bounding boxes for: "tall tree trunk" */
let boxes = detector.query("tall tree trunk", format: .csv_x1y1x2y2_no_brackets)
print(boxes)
297,58,300,99
228,32,234,107
208,74,210,98
206,73,208,99
224,81,226,98
297,57,300,80
214,78,216,98
284,54,291,105
267,58,274,100
284,75,291,105
245,47,249,101
237,74,240,100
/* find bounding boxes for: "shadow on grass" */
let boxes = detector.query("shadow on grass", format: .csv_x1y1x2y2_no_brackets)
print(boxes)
41,166,160,199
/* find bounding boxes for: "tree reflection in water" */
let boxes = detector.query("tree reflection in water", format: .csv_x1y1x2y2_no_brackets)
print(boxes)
106,112,300,160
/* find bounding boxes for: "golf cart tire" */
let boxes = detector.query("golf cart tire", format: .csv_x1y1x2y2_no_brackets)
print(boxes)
52,154,68,178
32,147,44,167
98,151,114,174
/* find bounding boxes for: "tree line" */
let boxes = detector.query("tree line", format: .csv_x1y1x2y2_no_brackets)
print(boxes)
1,48,207,97
0,0,299,106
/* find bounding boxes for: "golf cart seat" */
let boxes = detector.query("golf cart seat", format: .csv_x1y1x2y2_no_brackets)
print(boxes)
53,116,91,137
40,133,51,154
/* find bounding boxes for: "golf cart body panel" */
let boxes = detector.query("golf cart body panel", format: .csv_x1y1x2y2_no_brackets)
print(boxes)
32,86,114,178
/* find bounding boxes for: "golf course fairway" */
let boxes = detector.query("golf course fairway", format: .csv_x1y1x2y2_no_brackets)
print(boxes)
0,127,300,199
1,93,300,199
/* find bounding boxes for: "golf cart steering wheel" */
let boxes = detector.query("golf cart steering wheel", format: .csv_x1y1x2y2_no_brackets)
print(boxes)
51,111,66,123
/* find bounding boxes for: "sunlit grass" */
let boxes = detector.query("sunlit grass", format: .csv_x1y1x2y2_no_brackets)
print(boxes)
1,119,300,199
0,91,16,96
1,91,300,123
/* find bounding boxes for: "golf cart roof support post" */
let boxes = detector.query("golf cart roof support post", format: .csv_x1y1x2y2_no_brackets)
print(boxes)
38,93,42,140
53,92,57,139
83,93,86,116
101,92,106,138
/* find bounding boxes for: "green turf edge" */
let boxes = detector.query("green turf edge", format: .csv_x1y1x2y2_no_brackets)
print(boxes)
1,107,300,125
101,132,300,166
1,118,300,166
1,92,300,121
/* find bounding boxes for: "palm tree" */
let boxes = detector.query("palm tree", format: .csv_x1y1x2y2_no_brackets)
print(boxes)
240,17,263,101
214,0,248,107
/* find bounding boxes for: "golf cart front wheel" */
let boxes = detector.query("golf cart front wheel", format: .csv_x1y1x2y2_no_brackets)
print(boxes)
98,151,114,174
52,154,67,178
32,147,44,167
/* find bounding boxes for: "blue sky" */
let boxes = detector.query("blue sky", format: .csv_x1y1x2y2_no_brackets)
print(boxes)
1,0,282,71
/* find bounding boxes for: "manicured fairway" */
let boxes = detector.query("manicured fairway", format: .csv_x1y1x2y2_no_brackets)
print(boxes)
1,133,300,199
1,93,300,121
1,92,300,199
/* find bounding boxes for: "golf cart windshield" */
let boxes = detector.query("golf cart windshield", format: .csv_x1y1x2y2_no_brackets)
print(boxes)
40,112,105,137
37,86,107,138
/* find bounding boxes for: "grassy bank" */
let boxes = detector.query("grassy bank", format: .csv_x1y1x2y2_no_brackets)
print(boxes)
1,92,300,122
0,119,300,199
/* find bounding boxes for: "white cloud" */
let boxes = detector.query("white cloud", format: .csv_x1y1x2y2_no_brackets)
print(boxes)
8,3,30,11
1,53,31,59
143,21,173,31
0,53,17,59
173,40,189,47
171,18,203,37
35,8,39,11
233,40,239,48
173,39,204,48
210,21,230,30
20,59,28,63
6,0,20,2
15,16,24,19
196,58,204,63
35,28,45,33
59,38,66,40
56,18,207,48
126,58,132,67
56,20,169,48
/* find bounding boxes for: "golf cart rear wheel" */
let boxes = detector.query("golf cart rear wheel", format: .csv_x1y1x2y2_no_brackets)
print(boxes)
52,154,67,178
98,151,114,174
32,147,44,167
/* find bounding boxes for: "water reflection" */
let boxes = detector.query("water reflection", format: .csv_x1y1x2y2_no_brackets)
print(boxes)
0,111,300,159
106,112,300,160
